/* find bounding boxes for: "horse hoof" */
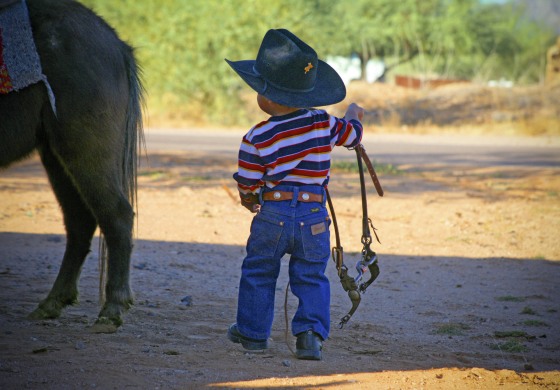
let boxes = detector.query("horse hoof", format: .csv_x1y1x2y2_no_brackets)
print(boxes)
90,317,119,333
28,306,59,320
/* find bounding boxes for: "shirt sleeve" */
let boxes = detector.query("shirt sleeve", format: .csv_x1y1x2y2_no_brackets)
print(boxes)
233,134,266,194
330,116,363,148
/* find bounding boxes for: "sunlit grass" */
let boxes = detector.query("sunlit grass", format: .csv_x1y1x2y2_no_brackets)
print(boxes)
138,170,172,180
181,175,213,182
331,160,403,175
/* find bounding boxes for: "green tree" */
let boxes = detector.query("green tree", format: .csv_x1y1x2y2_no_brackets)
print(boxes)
78,0,555,126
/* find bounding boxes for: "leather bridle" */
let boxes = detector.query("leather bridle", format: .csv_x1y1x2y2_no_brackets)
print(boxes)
327,144,383,328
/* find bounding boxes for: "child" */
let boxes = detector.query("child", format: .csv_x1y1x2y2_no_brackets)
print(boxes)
225,28,364,360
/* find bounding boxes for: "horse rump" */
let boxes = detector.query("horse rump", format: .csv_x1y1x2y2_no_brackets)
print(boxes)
0,0,144,332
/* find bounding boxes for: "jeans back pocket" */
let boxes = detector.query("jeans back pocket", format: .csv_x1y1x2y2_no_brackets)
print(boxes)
247,211,285,258
299,214,331,260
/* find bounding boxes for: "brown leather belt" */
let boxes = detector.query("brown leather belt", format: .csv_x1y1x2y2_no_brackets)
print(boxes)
262,190,323,203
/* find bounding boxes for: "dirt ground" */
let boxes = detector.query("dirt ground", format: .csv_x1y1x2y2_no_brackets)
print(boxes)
1,134,560,389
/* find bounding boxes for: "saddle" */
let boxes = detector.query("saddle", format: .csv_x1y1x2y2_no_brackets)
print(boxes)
0,0,56,113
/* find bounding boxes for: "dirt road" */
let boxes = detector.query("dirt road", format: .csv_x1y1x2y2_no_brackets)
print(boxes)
1,134,559,389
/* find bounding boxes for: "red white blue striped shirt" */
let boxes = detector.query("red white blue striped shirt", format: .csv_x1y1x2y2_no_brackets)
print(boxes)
234,108,363,194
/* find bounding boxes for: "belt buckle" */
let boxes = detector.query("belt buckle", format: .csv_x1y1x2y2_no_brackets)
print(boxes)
301,193,310,201
273,191,281,200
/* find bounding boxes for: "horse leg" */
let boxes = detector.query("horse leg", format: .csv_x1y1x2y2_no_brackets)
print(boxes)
28,144,98,320
93,192,135,332
51,149,135,332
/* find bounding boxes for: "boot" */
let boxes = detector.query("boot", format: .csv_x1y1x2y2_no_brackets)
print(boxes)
295,330,323,360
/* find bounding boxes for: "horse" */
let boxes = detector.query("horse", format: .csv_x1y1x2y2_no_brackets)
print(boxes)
0,0,144,332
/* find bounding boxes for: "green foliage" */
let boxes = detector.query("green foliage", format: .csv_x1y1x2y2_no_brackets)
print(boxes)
494,330,530,338
520,306,537,315
496,295,525,302
434,322,471,336
490,340,528,353
522,319,549,327
78,0,556,126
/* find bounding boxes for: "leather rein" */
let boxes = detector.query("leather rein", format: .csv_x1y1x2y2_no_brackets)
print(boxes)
326,144,383,328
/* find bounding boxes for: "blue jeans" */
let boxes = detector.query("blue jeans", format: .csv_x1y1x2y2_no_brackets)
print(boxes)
236,185,331,341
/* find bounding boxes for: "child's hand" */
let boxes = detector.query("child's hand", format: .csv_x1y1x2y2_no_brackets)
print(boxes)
345,103,364,122
239,193,260,213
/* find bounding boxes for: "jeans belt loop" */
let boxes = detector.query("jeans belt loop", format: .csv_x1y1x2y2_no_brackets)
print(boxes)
290,187,299,208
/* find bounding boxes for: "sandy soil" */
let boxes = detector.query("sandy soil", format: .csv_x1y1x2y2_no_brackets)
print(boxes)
1,137,559,389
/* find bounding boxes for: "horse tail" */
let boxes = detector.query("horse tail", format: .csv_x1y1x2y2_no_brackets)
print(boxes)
122,44,146,213
99,43,145,303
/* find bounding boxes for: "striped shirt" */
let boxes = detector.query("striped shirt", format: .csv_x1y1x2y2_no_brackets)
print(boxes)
234,108,363,194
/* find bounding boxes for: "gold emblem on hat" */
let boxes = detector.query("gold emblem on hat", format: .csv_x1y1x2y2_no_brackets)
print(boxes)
304,63,314,74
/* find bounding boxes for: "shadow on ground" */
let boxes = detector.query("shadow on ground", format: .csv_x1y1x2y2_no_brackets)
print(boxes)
1,232,558,388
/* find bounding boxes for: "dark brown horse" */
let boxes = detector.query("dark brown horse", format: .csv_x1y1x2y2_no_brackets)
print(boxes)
0,0,144,332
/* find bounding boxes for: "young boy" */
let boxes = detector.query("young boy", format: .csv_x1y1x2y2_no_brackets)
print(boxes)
225,28,364,360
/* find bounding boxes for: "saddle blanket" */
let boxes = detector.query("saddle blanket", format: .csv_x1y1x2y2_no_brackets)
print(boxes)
0,0,56,113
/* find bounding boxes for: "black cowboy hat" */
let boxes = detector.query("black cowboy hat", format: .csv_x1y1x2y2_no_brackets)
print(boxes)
225,29,346,108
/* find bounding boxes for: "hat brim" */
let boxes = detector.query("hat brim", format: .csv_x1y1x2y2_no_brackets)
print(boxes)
225,59,346,108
